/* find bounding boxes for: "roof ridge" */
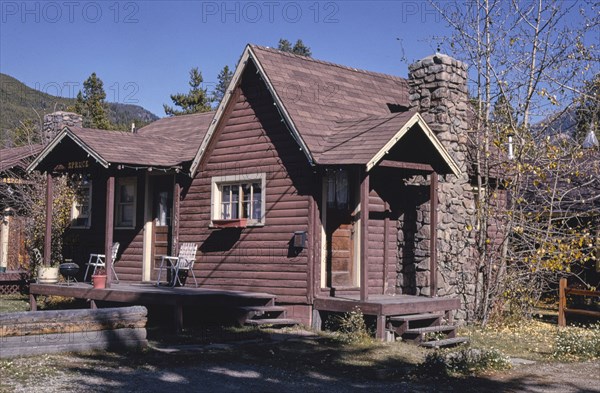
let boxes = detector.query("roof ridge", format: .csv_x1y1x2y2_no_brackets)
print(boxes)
250,44,406,83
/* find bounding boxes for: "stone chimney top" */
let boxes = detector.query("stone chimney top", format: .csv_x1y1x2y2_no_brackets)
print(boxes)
42,111,83,144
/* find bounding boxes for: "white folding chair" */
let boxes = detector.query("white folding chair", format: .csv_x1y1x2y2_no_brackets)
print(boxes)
156,243,198,287
84,242,120,283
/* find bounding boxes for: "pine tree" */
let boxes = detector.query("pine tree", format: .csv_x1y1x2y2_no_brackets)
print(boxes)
278,38,312,57
164,67,212,116
212,65,233,106
75,73,111,130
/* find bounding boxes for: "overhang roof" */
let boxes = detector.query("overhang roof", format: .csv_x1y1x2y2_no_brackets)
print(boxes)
28,112,213,172
0,144,43,172
190,44,460,176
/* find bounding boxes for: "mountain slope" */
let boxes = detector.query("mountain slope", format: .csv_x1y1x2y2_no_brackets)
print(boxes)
0,73,159,139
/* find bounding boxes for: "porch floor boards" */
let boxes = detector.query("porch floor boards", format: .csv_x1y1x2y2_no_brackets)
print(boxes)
29,282,278,332
314,294,461,315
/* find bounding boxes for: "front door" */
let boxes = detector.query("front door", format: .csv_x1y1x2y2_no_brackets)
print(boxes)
324,169,358,289
143,175,174,282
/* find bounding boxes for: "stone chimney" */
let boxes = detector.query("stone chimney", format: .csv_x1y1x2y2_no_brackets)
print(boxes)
398,54,477,320
42,111,83,144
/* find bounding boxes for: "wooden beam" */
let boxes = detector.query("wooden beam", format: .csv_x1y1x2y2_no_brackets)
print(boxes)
383,201,390,295
360,170,370,301
378,160,434,173
429,172,438,297
44,173,53,266
105,176,115,289
172,179,181,255
307,193,315,304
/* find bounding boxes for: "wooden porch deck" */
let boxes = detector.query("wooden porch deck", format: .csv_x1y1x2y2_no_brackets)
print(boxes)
314,294,461,340
29,282,277,332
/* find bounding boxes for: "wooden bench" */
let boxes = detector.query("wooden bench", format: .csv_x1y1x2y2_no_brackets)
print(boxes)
558,278,600,327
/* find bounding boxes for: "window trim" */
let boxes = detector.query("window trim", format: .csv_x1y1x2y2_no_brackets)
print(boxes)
115,177,137,229
71,180,92,229
211,173,266,227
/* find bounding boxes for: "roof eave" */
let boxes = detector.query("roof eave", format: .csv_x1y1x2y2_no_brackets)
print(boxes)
26,127,110,173
366,112,462,176
188,44,315,176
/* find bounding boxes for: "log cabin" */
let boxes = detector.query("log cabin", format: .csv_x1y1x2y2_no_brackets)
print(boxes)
28,45,483,337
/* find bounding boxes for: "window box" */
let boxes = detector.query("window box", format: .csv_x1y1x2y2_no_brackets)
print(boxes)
211,218,248,228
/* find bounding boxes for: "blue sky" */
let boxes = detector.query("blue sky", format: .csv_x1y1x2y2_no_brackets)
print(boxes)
0,1,454,117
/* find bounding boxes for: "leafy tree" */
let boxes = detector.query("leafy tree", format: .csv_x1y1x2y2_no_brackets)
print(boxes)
212,65,233,106
11,118,41,147
164,67,212,116
278,38,312,57
74,73,111,129
433,0,600,323
575,74,600,144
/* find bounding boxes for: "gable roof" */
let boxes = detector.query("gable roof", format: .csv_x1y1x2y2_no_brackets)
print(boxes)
319,112,460,175
28,112,213,172
190,44,460,176
0,144,43,172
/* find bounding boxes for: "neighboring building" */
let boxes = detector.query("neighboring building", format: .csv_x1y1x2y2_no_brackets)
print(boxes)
0,143,43,273
29,45,484,329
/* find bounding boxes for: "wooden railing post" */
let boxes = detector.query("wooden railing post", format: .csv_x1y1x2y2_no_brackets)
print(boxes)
558,278,567,327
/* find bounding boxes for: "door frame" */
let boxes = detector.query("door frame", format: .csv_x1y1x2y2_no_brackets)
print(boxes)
320,169,361,290
142,173,176,282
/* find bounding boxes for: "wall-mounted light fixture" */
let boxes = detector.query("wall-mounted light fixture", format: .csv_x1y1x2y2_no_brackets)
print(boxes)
507,131,515,160
293,231,307,249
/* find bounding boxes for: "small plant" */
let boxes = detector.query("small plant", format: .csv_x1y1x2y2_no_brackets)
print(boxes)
329,307,374,345
553,323,600,361
422,347,512,376
92,267,107,276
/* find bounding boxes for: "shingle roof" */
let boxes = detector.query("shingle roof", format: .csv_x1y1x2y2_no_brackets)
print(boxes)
30,112,214,172
319,112,417,165
0,144,43,172
250,45,409,159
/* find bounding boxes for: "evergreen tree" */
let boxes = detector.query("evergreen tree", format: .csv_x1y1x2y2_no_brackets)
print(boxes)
74,73,111,130
212,65,233,106
164,67,212,116
278,38,312,57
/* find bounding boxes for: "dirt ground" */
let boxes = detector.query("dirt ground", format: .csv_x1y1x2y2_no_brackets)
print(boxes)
2,343,598,393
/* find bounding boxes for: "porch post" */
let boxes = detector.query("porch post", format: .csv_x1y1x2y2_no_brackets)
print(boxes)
105,175,115,288
43,172,53,266
360,169,370,301
172,180,180,255
429,172,438,297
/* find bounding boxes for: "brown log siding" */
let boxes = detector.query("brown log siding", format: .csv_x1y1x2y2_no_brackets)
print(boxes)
180,61,314,303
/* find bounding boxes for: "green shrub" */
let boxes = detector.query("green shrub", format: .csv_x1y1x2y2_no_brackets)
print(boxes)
329,308,374,345
422,347,512,375
553,323,600,361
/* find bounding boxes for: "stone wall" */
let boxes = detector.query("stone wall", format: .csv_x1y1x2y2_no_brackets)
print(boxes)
42,111,83,144
398,54,478,320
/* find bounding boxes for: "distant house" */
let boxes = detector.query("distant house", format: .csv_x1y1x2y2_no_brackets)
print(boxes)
29,45,484,330
0,143,43,273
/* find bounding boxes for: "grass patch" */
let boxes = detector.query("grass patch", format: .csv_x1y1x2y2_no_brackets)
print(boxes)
553,322,600,361
460,319,557,361
422,347,512,376
0,294,30,313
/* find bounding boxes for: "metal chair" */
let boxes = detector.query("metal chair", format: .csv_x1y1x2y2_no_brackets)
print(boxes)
84,242,120,283
156,243,198,287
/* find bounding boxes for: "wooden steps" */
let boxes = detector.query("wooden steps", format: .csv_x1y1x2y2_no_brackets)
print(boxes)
420,337,469,348
245,318,299,327
238,303,300,329
387,311,468,347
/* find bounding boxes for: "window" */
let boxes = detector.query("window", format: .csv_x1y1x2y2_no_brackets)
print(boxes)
211,173,266,225
71,180,92,228
116,177,136,228
326,169,349,210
